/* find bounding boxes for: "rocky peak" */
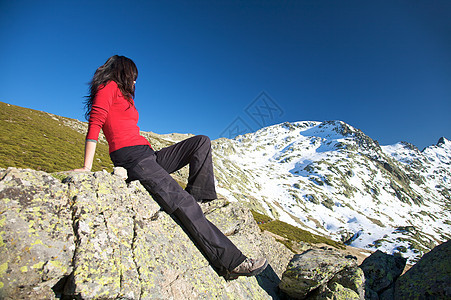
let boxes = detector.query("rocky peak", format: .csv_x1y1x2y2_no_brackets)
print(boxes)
399,141,419,152
437,136,449,146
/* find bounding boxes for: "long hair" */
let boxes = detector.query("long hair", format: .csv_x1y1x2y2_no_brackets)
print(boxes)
84,55,138,120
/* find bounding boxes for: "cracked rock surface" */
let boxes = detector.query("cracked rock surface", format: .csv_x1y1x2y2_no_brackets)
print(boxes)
0,168,292,299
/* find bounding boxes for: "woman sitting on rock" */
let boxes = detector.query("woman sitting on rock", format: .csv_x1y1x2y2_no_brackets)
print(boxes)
73,55,267,280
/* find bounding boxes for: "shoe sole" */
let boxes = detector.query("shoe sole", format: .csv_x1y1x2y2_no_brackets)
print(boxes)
225,260,269,280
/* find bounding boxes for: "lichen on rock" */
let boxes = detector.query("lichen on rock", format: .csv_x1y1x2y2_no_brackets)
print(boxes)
278,247,364,299
0,168,74,298
0,168,292,299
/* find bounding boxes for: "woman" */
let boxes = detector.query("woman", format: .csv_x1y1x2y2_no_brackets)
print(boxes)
74,55,267,280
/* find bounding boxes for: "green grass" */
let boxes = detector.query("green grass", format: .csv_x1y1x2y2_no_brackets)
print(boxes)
251,210,345,251
251,210,273,223
0,102,113,173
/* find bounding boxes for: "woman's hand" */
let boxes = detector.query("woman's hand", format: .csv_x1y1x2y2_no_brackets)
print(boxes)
71,166,92,172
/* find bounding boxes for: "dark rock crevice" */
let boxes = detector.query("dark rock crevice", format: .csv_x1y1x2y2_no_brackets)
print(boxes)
131,214,143,300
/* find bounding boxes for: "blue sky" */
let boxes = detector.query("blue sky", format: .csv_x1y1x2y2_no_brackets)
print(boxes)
1,0,450,150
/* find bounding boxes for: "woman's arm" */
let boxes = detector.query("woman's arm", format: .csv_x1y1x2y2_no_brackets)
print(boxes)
72,82,116,172
72,140,97,172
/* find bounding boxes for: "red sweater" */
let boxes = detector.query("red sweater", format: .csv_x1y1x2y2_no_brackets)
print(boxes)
86,81,151,153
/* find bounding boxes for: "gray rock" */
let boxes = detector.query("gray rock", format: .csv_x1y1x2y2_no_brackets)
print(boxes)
0,168,75,299
328,266,365,299
305,266,365,300
278,247,361,299
0,168,292,299
393,240,451,299
311,282,361,300
112,166,128,180
359,250,406,294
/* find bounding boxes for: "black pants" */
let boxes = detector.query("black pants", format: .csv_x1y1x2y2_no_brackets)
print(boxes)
126,135,246,275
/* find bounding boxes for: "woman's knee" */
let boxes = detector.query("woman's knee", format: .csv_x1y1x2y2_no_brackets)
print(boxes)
196,135,211,147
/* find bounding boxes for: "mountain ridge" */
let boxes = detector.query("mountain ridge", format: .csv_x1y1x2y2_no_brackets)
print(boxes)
211,120,450,263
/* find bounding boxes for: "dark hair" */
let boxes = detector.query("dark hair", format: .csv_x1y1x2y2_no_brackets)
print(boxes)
84,55,138,120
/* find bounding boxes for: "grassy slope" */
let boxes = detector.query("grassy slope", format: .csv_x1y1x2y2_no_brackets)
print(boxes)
0,102,113,173
251,210,345,252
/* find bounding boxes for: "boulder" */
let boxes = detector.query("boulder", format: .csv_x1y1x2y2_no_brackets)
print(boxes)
0,168,292,299
393,240,451,299
359,249,406,295
278,247,365,299
328,266,365,299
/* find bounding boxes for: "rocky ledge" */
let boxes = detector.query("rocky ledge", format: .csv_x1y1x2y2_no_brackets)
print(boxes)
0,168,449,299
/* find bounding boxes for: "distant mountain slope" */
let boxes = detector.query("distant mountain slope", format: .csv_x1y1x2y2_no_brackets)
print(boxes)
211,120,450,263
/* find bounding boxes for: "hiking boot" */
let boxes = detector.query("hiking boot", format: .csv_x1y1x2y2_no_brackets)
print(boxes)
225,257,268,280
197,199,215,204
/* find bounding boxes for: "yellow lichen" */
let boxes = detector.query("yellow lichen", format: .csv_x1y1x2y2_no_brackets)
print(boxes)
31,239,44,246
49,260,68,273
32,261,45,269
0,262,7,277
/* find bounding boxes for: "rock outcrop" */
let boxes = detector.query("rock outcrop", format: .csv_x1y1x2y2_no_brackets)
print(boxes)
0,168,292,299
278,248,365,299
392,240,451,299
359,242,450,300
359,250,406,297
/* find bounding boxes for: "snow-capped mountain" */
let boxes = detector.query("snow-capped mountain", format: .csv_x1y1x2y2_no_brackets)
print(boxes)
211,120,450,263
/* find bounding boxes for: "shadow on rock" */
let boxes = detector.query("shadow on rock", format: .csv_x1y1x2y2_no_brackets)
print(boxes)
256,264,282,299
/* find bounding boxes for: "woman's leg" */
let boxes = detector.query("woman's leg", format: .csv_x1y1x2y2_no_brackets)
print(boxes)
154,135,217,201
128,153,246,275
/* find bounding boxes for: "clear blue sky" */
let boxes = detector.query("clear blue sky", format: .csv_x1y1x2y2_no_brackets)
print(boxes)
1,0,450,150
